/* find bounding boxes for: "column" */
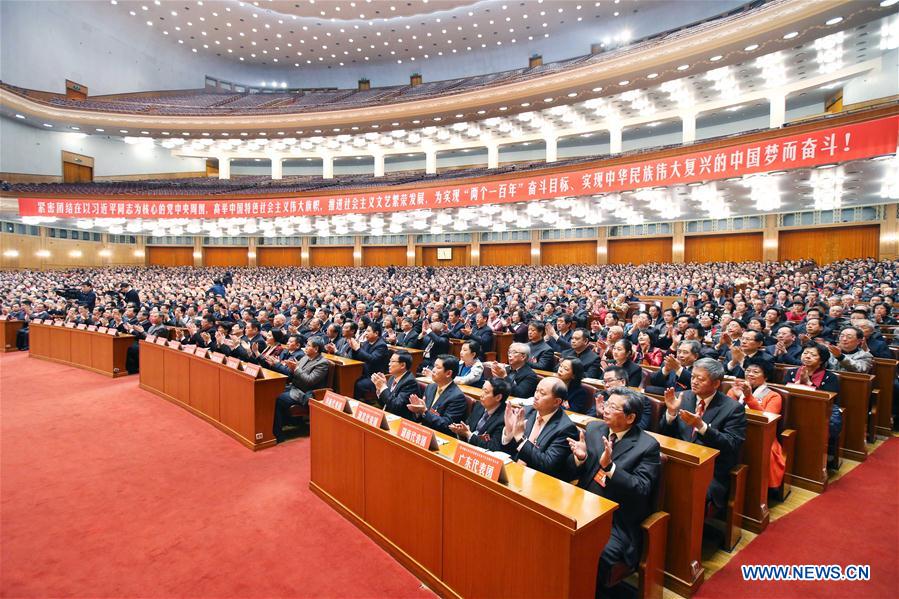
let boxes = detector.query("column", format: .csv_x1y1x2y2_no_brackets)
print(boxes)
609,126,623,155
672,222,685,264
135,235,147,266
301,236,311,267
406,235,416,266
597,227,608,265
470,236,480,266
487,143,499,169
38,226,49,271
271,157,283,180
425,150,437,175
762,214,779,261
322,154,334,179
193,236,203,267
879,203,898,260
681,111,697,144
769,92,786,129
530,229,541,266
218,157,231,180
248,236,258,267
545,136,558,163
353,236,363,267
373,153,385,177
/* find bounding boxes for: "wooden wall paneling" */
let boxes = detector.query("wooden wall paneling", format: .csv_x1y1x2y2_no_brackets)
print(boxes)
778,225,879,262
607,238,672,264
309,246,354,267
421,245,471,267
684,233,762,263
257,247,302,267
203,247,249,267
541,240,597,265
147,246,194,267
479,243,531,266
362,246,407,267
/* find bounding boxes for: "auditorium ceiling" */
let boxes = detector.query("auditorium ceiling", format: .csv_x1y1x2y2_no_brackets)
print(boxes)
3,158,896,236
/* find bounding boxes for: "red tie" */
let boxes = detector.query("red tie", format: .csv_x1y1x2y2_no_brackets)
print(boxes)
693,399,706,440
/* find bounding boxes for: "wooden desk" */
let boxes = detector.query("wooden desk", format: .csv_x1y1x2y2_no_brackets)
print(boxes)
139,341,287,450
1,319,24,352
564,411,718,596
873,358,897,436
387,345,424,373
28,322,133,377
742,409,779,533
494,331,513,361
310,398,618,599
769,383,834,493
836,372,875,461
322,353,364,398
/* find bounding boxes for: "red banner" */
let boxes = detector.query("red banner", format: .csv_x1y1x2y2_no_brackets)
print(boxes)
17,115,898,220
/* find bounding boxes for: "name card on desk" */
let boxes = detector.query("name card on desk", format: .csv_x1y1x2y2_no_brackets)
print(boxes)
321,390,352,413
145,334,157,343
397,420,438,450
106,328,118,336
76,324,87,330
154,337,168,346
354,403,390,430
194,347,209,358
452,443,508,483
225,356,242,370
181,344,196,353
242,363,262,378
87,325,97,331
210,352,226,364
64,322,76,328
167,340,181,350
96,326,108,333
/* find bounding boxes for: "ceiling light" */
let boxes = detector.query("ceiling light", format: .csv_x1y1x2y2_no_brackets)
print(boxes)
42,123,52,127
14,114,25,119
646,73,658,79
825,16,843,25
676,64,690,71
744,44,759,51
782,31,799,39
710,55,723,61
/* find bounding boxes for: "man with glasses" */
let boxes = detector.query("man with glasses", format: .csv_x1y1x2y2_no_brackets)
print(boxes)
567,388,661,592
724,330,775,378
659,358,746,511
646,340,701,395
489,342,539,399
590,366,653,430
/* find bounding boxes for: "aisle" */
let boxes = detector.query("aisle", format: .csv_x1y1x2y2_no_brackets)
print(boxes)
696,436,899,599
0,352,431,598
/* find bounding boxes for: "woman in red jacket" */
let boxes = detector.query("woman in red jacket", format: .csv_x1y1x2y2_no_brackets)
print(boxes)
727,362,786,488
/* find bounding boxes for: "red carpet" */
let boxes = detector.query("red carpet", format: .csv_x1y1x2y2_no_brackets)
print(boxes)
0,352,432,598
697,437,899,599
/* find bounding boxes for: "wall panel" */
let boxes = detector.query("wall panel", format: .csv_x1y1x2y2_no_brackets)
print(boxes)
258,247,301,267
607,238,672,265
685,232,762,263
420,246,471,267
778,225,879,263
541,241,597,265
148,246,193,267
310,246,354,267
203,247,249,267
480,243,530,266
362,246,407,267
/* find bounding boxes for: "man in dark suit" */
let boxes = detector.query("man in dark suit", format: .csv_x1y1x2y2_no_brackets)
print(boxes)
645,340,701,395
567,388,661,587
394,317,422,349
766,325,803,365
449,377,510,452
119,282,140,307
124,310,169,374
264,334,305,375
501,376,578,480
446,308,466,339
407,354,467,435
489,342,539,398
461,312,494,359
526,321,556,371
659,358,746,510
350,322,390,401
373,350,420,420
418,321,450,370
561,328,602,379
77,281,97,311
724,330,775,378
273,337,331,442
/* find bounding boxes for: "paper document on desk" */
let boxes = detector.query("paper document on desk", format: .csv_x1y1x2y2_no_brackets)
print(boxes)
487,451,513,465
509,396,534,408
436,436,449,446
385,413,401,422
567,413,592,426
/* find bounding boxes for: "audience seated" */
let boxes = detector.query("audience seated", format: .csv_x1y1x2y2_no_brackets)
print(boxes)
727,363,786,489
273,336,330,442
448,377,510,452
407,354,466,435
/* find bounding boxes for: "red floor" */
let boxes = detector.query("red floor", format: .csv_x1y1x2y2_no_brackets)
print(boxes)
0,352,432,598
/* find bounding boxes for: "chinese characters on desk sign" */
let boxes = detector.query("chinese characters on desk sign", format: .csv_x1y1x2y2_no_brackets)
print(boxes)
167,340,181,350
64,322,75,328
17,116,898,220
242,363,262,379
154,336,168,346
106,327,118,336
321,390,354,414
353,403,390,430
87,325,97,332
396,420,439,451
225,356,242,370
95,325,106,332
76,323,87,330
210,352,226,364
452,443,508,483
194,347,209,358
181,344,196,353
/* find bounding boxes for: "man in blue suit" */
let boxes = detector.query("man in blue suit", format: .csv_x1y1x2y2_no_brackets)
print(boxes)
407,354,467,435
350,322,390,402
